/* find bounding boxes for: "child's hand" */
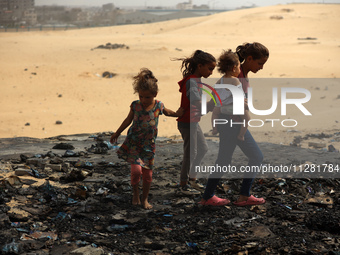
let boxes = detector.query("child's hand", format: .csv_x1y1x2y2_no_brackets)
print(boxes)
212,127,218,135
176,107,184,117
244,99,249,110
207,99,215,112
110,133,120,144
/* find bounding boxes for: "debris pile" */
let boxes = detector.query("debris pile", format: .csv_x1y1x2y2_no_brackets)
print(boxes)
92,43,129,51
291,131,340,151
0,133,339,254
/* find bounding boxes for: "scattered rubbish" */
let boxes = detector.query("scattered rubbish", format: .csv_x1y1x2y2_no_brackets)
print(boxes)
0,132,339,254
75,240,90,246
248,225,274,238
2,239,22,254
60,169,90,182
328,145,339,152
64,149,77,157
28,230,58,241
54,212,72,221
298,37,317,40
70,245,105,255
306,195,334,205
298,40,320,44
290,136,302,146
102,71,116,78
224,216,261,228
75,160,94,170
87,141,118,154
67,198,78,204
308,142,326,149
5,175,22,187
224,217,245,227
75,185,88,199
107,224,129,231
92,43,129,50
106,141,120,150
286,129,300,133
163,214,173,217
53,143,75,150
281,8,294,12
96,187,109,195
14,168,32,176
186,241,198,249
174,197,195,205
273,201,292,210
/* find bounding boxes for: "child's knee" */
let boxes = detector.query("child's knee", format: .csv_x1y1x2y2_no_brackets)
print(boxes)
131,164,142,185
131,175,141,186
142,169,153,184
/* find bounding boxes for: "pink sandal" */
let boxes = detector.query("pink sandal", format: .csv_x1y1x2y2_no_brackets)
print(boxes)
233,195,265,207
199,195,230,206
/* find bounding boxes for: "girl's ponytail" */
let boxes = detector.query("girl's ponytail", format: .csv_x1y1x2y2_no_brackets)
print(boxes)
236,42,269,63
174,50,216,78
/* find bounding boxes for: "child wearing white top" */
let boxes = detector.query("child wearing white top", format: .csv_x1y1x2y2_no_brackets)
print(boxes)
211,50,250,141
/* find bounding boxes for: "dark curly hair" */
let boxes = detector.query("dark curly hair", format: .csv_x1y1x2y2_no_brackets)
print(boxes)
132,68,158,95
217,49,239,74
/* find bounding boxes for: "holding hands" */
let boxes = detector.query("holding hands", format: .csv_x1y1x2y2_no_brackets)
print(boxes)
110,132,120,144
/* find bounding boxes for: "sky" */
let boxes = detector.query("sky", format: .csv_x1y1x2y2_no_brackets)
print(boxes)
34,0,340,9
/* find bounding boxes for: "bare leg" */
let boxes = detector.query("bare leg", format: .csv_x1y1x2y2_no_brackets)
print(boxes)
132,184,141,205
141,167,153,209
141,181,152,209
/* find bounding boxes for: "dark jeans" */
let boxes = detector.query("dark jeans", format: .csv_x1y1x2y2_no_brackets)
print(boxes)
202,114,263,200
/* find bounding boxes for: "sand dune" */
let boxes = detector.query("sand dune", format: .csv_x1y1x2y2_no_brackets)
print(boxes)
0,4,339,142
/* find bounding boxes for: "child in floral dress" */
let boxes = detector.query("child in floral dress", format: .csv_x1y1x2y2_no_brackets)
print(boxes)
110,68,183,209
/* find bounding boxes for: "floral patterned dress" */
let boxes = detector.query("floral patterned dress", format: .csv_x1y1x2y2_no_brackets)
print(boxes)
117,100,164,169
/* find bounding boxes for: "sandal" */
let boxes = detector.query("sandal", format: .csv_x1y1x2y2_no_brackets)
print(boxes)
233,195,265,207
199,195,230,206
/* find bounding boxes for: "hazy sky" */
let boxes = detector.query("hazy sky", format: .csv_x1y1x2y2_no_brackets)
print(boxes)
34,0,340,9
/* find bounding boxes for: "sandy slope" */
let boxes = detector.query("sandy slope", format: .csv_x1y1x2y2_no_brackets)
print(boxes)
0,4,339,144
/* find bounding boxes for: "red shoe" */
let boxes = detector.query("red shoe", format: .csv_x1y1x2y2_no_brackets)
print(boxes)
199,195,230,206
233,195,265,207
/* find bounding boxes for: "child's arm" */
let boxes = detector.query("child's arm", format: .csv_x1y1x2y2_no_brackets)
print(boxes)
211,106,221,135
207,99,215,112
244,98,248,110
163,106,184,117
110,108,134,143
244,109,250,123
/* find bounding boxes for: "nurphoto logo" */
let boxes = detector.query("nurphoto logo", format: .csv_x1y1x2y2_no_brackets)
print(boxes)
200,81,312,128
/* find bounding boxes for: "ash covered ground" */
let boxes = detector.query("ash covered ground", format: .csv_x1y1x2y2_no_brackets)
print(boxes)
0,133,339,254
